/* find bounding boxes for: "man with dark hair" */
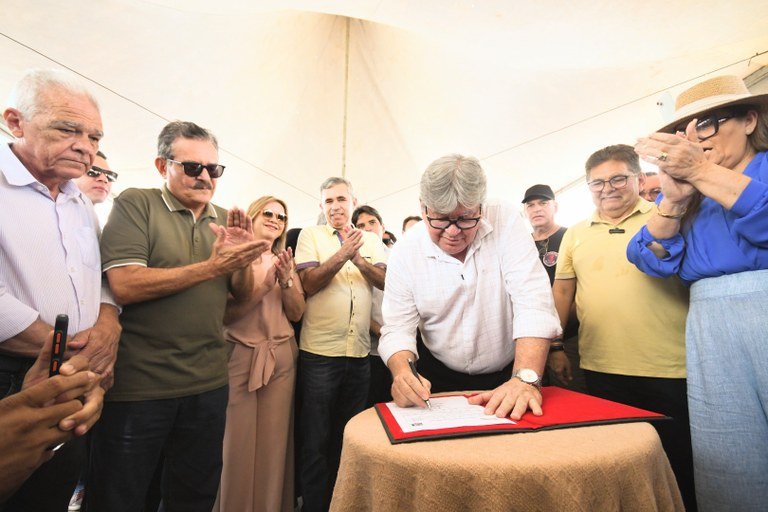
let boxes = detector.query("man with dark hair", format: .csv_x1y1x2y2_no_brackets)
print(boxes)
0,68,116,511
382,230,396,247
74,150,117,204
553,144,695,510
352,204,384,233
401,215,421,233
90,121,269,512
295,180,386,512
352,205,392,406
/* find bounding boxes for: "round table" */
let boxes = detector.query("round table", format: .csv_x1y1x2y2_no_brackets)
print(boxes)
330,406,683,512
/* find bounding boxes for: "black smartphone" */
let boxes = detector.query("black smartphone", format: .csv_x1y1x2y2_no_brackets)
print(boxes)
49,314,69,377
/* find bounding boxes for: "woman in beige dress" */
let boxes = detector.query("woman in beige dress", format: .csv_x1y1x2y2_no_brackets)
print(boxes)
215,196,305,512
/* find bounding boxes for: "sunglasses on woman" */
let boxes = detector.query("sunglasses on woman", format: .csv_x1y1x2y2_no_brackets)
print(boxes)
262,209,287,223
167,159,226,179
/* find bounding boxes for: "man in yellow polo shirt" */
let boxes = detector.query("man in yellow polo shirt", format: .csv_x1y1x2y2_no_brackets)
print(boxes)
295,177,387,512
553,144,695,511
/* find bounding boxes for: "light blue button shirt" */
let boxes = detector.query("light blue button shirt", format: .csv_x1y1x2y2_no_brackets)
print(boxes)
0,142,109,340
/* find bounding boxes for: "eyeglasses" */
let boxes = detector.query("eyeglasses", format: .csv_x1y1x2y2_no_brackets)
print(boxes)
87,166,118,182
587,174,635,192
424,206,482,230
674,114,734,141
262,209,287,223
167,159,225,179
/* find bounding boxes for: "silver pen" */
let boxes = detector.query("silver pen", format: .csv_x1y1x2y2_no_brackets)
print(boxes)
407,358,432,410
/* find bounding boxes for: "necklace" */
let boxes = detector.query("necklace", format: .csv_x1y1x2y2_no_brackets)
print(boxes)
535,237,550,259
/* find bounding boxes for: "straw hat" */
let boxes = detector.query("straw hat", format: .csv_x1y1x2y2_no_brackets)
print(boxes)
658,75,768,133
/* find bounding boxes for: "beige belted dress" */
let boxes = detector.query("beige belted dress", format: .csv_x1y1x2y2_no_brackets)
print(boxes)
215,255,300,512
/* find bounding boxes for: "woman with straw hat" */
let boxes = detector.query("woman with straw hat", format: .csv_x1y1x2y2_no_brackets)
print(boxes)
629,75,768,511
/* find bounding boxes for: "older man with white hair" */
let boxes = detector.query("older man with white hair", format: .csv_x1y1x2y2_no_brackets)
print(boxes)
379,154,562,419
0,69,118,511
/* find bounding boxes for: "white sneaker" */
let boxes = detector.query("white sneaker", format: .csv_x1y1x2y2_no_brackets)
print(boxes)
68,482,85,511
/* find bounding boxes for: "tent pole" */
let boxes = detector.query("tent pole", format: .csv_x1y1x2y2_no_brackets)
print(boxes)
341,16,350,178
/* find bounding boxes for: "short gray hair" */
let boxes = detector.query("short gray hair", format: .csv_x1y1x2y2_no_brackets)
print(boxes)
157,121,218,159
420,154,487,214
6,69,99,120
320,176,354,198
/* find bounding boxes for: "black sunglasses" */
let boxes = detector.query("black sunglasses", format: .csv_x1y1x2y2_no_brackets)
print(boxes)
167,159,225,179
262,209,287,223
87,166,118,182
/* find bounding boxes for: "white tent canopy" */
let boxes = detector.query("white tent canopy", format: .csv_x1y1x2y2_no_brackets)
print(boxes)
2,0,768,228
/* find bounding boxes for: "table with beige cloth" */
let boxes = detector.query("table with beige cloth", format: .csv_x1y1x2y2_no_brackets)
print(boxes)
330,405,684,512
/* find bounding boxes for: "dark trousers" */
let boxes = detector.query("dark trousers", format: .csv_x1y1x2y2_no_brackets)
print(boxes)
87,386,228,512
415,335,513,392
584,370,697,512
0,355,85,512
366,354,393,406
299,351,369,512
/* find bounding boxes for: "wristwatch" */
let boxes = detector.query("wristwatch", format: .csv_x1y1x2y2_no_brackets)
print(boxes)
279,277,293,289
512,368,542,390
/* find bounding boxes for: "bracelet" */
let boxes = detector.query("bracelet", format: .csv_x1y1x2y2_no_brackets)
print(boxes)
656,208,686,219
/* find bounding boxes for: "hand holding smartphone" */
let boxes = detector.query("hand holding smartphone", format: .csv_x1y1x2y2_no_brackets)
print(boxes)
47,314,69,452
48,314,69,377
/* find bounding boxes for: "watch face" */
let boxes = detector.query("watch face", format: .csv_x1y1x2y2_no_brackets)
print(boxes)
517,368,539,383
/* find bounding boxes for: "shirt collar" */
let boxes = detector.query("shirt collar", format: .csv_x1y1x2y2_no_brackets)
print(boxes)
589,197,651,226
160,184,218,219
1,142,84,199
322,223,355,238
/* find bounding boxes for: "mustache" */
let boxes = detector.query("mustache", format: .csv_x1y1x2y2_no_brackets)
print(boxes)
192,182,213,190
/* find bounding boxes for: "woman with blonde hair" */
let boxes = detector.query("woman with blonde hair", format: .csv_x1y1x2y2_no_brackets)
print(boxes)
215,196,305,512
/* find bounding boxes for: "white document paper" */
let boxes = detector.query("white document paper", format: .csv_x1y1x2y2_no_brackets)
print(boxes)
385,395,516,433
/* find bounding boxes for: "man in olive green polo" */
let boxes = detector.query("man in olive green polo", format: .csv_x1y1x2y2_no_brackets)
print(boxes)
89,121,270,512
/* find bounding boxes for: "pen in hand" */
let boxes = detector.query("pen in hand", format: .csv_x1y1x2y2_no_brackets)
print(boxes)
407,358,431,410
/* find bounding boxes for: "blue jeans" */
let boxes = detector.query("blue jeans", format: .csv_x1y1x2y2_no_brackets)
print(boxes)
299,351,369,512
87,386,228,512
687,270,768,512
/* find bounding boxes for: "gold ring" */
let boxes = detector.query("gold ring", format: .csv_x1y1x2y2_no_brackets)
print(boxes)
658,152,668,162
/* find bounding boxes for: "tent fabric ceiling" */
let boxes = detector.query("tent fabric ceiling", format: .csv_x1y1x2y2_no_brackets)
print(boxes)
2,0,768,227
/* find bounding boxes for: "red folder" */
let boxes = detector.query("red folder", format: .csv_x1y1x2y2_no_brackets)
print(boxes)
374,386,669,444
